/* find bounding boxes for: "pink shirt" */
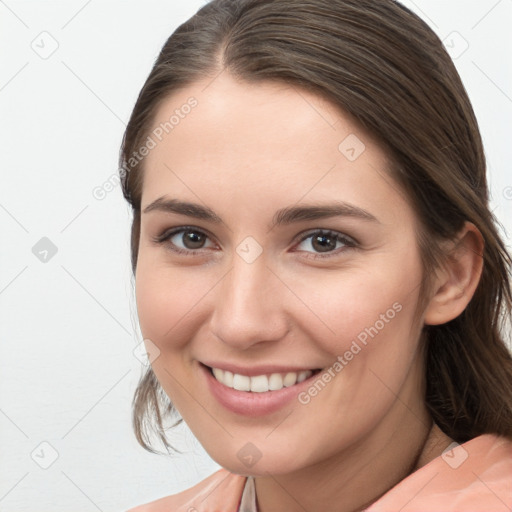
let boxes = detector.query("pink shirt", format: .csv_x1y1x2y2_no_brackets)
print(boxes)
128,433,512,511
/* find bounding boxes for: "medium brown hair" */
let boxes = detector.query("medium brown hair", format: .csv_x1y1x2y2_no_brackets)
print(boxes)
119,0,512,453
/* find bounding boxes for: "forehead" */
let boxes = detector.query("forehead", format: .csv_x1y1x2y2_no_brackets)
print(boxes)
141,73,411,224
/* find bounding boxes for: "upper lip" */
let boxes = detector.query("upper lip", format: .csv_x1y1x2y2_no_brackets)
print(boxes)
201,361,321,377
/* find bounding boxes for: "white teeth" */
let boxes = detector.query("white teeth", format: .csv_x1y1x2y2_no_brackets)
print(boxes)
268,373,283,391
233,373,251,391
250,375,268,393
223,370,234,387
210,367,314,392
212,367,223,381
297,370,309,383
283,372,297,387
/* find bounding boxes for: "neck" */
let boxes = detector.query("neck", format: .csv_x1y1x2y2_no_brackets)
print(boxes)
412,422,454,470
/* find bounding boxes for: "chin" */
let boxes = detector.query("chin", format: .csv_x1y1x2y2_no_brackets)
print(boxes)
210,449,306,477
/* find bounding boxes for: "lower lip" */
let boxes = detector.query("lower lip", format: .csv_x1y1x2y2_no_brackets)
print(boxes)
200,363,321,417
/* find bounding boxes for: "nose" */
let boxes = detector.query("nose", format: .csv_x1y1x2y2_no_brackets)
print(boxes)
209,251,290,350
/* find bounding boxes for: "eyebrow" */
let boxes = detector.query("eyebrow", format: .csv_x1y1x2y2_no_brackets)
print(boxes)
142,196,379,227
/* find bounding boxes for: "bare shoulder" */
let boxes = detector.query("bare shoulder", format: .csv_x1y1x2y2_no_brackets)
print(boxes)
125,468,248,512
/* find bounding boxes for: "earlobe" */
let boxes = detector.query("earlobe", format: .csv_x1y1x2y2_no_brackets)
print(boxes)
423,222,484,326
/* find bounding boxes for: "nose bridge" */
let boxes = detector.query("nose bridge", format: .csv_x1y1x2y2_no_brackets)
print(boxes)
210,249,288,348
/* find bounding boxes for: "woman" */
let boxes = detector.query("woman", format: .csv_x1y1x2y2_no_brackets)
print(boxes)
120,0,512,510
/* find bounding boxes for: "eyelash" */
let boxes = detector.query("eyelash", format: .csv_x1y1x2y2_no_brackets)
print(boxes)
152,225,357,260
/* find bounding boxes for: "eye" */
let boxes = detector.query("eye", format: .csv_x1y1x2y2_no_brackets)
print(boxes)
153,226,216,255
293,229,356,258
153,226,357,259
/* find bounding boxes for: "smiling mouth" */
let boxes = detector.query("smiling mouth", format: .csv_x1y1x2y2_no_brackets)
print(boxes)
204,364,323,393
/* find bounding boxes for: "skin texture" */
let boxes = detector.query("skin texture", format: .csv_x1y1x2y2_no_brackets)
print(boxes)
134,73,483,511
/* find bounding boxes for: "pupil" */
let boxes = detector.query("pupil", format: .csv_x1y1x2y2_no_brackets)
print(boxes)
313,234,335,253
184,231,205,249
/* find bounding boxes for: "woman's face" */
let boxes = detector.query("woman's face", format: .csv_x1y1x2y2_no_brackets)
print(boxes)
135,74,431,475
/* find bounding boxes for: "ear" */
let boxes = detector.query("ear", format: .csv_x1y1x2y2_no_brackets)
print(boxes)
423,221,484,326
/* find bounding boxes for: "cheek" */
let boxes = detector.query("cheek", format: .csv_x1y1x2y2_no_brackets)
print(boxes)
288,264,424,444
134,259,209,410
135,252,237,380
134,256,209,347
291,255,423,361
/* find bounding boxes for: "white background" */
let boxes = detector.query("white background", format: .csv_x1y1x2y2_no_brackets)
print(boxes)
1,1,511,511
